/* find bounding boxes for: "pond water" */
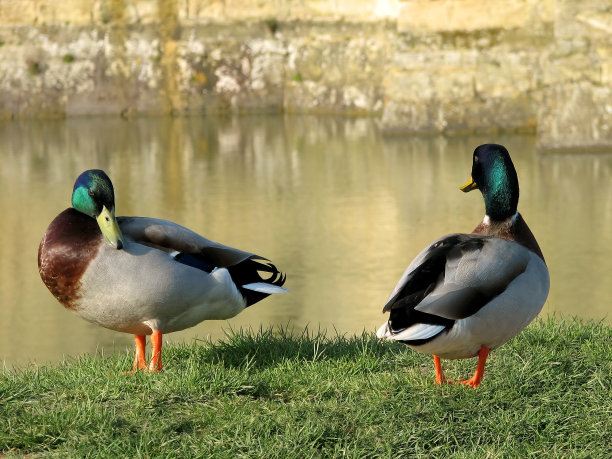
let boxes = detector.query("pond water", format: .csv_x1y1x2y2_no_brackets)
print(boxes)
1,115,611,367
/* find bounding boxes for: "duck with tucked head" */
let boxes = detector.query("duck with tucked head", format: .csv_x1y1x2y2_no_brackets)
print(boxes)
377,144,549,388
39,170,287,372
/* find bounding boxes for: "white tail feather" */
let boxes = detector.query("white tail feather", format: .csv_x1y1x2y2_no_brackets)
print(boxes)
377,322,445,341
242,283,288,294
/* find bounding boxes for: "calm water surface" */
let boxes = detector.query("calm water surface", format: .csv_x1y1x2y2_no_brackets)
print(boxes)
1,116,611,366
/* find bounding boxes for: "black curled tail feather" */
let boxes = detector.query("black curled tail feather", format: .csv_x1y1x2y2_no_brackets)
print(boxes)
227,256,287,306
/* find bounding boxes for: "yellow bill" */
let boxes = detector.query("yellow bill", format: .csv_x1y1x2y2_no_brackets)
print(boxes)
96,205,125,249
460,177,478,192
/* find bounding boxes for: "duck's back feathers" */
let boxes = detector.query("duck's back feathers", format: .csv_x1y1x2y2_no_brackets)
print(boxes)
118,216,287,306
118,216,254,267
379,233,545,353
384,235,529,316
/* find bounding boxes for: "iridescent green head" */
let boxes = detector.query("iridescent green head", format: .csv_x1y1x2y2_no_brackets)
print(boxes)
72,169,125,249
460,144,519,221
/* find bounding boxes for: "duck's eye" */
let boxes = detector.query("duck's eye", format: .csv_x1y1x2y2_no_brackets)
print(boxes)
474,155,479,163
88,189,95,197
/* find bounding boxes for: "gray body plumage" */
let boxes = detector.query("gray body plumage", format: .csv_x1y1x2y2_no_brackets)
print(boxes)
74,217,286,335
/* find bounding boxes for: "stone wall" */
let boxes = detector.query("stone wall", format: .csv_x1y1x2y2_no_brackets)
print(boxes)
1,0,611,150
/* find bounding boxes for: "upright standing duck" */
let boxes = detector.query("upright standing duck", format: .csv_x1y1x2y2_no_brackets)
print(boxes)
39,170,287,372
377,144,549,387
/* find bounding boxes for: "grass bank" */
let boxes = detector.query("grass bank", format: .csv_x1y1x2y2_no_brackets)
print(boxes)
1,318,610,457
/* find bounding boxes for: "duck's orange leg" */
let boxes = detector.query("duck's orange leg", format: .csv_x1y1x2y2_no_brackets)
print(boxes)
433,355,447,384
127,334,147,373
134,334,147,370
148,330,163,372
457,346,490,388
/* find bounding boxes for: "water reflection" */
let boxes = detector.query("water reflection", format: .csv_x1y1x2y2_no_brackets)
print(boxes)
1,116,610,366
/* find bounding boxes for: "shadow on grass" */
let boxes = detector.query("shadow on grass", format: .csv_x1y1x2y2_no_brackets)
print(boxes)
165,317,611,386
170,325,411,370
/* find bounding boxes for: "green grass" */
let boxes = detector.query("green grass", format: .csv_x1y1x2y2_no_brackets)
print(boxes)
1,318,610,457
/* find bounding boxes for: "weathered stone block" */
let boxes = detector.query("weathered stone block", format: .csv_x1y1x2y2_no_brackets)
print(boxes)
555,0,612,43
0,1,38,25
381,95,536,135
398,0,533,33
474,49,538,98
538,82,612,151
381,100,443,134
179,1,224,23
0,0,91,25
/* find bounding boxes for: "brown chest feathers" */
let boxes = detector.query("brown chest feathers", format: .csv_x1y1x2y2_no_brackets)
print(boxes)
38,208,102,310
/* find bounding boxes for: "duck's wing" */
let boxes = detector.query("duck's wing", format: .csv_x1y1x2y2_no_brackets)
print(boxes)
117,216,287,305
381,234,530,342
118,216,255,266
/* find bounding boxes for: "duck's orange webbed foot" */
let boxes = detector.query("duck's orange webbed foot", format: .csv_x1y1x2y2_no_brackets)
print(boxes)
456,377,481,388
434,347,490,388
452,346,490,388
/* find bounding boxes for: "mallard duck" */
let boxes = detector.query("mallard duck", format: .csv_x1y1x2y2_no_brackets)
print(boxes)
38,169,287,372
376,144,550,387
